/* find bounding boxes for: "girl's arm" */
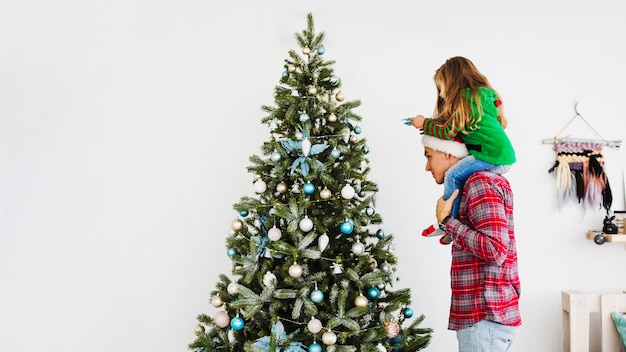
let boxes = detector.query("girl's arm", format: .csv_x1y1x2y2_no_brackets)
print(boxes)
422,117,462,140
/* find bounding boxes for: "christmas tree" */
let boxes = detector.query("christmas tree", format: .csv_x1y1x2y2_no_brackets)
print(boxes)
189,13,432,352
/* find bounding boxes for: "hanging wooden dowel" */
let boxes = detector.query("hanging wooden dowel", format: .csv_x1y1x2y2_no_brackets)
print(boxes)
541,137,622,149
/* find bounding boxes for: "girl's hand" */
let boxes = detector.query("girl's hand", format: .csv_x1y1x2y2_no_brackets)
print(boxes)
411,115,426,129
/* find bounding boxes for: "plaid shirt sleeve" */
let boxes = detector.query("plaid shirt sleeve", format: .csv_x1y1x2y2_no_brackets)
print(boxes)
444,171,521,330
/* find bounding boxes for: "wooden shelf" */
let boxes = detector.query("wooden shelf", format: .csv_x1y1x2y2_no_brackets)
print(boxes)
586,230,626,244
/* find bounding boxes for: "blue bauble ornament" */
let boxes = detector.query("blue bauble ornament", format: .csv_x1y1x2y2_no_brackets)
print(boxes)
310,289,324,303
316,45,325,55
303,182,315,195
340,220,354,234
376,229,386,239
330,148,340,159
362,145,370,154
367,287,380,300
366,207,375,216
354,125,362,134
226,248,239,257
282,70,289,77
239,210,249,217
308,342,322,352
300,113,310,122
329,74,340,85
230,316,244,330
404,307,414,318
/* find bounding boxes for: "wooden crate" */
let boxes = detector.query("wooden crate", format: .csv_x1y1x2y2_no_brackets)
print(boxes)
562,290,626,351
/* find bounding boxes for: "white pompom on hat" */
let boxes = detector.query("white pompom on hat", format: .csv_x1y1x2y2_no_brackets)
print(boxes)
421,134,469,159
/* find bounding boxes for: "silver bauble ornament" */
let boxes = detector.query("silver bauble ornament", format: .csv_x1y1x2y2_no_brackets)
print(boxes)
253,179,267,193
299,216,314,232
351,241,365,255
227,282,239,295
263,271,277,286
341,184,355,199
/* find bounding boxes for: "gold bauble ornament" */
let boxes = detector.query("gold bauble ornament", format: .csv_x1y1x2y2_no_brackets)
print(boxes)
276,181,288,193
211,295,224,308
327,113,337,122
231,219,243,231
322,331,337,345
335,92,345,102
320,187,332,200
194,324,205,336
354,294,368,307
385,320,400,338
288,263,303,278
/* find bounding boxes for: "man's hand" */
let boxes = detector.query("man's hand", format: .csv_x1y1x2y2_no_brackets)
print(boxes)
436,189,459,223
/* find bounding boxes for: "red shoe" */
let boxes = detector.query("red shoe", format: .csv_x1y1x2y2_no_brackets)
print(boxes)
439,234,452,245
422,224,445,237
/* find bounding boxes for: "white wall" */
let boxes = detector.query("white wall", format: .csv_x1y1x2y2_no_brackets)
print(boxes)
2,1,625,351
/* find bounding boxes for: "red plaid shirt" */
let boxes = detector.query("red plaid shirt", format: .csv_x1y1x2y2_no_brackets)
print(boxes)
443,171,521,330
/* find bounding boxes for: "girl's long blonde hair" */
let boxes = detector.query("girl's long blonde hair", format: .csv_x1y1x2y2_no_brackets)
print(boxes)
433,56,507,133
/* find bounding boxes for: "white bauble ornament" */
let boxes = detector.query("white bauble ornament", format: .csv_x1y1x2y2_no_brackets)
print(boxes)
376,343,387,352
270,151,281,162
354,294,368,307
318,233,329,251
253,179,267,193
327,113,337,122
301,138,312,156
213,311,230,328
231,219,243,231
227,282,239,295
302,47,311,55
380,262,392,272
288,263,303,278
268,226,282,241
263,271,277,286
307,317,322,334
299,216,313,232
308,86,317,95
351,241,365,255
287,64,296,73
341,184,355,199
322,331,337,345
276,181,287,193
211,295,224,308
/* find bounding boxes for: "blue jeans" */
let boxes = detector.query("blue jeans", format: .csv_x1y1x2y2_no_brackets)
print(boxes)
456,320,517,352
444,155,511,217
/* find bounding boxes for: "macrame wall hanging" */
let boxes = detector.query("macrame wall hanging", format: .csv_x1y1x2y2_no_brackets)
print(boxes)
543,103,622,211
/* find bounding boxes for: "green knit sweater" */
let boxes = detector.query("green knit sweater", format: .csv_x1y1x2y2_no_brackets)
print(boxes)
422,87,516,165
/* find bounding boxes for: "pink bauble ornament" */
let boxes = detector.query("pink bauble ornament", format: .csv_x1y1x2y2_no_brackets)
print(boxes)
268,226,282,241
231,219,243,231
288,263,303,278
214,311,230,328
307,317,322,333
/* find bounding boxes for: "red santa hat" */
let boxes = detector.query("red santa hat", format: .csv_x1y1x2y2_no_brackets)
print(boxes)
421,134,468,159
